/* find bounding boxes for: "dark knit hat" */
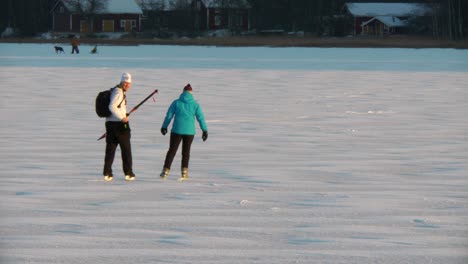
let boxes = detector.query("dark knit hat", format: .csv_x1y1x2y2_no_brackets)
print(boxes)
184,84,192,92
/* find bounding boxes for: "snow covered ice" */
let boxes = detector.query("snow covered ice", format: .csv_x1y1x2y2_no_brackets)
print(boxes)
0,43,467,263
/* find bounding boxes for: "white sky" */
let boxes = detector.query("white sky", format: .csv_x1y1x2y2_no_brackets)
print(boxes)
0,43,467,263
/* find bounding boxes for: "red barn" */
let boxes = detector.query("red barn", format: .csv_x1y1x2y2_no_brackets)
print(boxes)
344,3,430,35
51,0,143,34
194,0,250,31
137,0,250,32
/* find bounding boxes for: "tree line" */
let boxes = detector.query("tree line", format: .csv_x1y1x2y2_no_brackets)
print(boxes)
1,0,467,40
247,0,467,39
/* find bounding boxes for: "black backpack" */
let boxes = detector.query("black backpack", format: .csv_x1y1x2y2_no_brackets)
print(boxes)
95,87,124,118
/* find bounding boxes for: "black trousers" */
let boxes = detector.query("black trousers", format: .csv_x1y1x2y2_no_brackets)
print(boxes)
163,133,194,170
103,121,133,176
72,46,79,54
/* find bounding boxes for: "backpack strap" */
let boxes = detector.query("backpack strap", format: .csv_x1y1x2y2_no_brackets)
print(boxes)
111,86,126,108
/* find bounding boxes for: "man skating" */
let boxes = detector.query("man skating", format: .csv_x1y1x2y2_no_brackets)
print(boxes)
103,72,136,181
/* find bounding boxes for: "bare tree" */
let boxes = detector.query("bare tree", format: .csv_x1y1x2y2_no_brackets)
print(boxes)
171,0,191,10
138,0,166,11
64,0,108,34
427,0,467,40
457,0,462,38
138,0,167,32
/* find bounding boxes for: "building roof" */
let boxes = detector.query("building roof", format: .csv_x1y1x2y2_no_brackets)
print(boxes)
62,0,143,14
345,3,430,17
105,0,143,14
361,16,407,28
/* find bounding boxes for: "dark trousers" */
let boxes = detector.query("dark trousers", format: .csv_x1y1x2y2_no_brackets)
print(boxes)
72,46,79,54
103,121,133,176
163,133,194,169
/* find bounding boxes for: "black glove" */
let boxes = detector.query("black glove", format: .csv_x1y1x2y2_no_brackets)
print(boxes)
161,128,167,135
202,131,208,141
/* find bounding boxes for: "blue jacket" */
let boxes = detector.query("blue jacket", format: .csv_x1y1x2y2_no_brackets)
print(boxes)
162,92,208,135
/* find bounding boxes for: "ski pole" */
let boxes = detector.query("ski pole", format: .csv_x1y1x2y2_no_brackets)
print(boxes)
97,89,158,141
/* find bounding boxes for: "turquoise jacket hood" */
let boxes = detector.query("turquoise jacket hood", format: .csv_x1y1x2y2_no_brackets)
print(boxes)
162,92,208,135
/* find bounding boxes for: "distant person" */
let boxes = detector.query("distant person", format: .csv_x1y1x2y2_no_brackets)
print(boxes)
160,84,208,181
103,72,136,182
71,36,80,54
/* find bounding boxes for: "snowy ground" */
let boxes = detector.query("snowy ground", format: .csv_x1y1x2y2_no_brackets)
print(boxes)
0,43,467,263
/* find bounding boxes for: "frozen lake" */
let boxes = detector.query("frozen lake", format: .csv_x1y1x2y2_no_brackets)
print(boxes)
1,43,467,71
1,43,467,263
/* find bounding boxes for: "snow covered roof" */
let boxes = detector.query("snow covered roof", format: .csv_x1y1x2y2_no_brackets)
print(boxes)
105,0,143,14
361,16,407,28
63,0,143,14
345,3,430,17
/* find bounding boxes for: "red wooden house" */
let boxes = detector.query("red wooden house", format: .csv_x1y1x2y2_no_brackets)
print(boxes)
137,0,250,32
51,0,143,34
193,0,250,31
344,2,430,35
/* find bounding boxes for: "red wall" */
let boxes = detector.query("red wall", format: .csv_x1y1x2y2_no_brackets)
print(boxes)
54,14,141,33
354,16,372,35
206,8,249,30
53,14,70,32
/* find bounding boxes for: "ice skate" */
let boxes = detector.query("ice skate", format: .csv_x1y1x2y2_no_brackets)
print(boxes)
160,168,170,179
178,168,188,181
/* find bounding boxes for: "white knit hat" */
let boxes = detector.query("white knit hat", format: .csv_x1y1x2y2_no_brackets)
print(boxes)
121,72,132,83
